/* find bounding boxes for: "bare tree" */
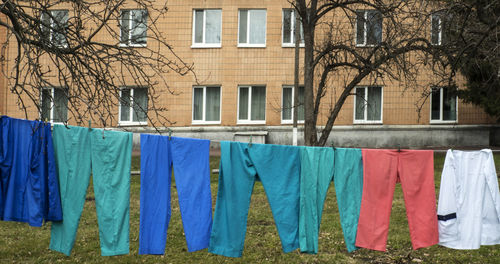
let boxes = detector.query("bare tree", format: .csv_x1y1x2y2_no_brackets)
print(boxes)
0,0,194,128
292,0,445,146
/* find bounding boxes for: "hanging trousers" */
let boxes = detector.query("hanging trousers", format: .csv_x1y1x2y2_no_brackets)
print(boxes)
333,148,363,252
0,116,62,226
209,141,300,257
50,125,132,256
355,149,438,251
299,146,334,254
139,135,212,254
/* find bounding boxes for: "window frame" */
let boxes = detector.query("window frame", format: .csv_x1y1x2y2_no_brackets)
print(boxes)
119,9,148,47
281,85,305,124
353,86,383,124
237,9,267,48
430,13,443,46
282,9,304,48
355,10,383,47
40,86,68,123
192,85,222,125
430,87,458,124
118,87,148,126
237,85,266,124
191,9,222,48
41,10,69,48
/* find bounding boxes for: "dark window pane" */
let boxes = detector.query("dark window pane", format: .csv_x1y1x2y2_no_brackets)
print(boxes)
367,10,382,45
52,10,68,47
120,89,131,121
367,86,382,121
194,10,204,43
431,88,441,120
53,88,68,122
283,9,292,44
239,10,248,43
193,87,203,120
355,87,366,120
431,14,440,45
298,86,305,121
282,87,292,120
120,11,130,44
133,88,148,122
41,89,51,121
442,87,457,121
239,87,249,119
356,11,365,45
205,86,220,121
251,86,266,120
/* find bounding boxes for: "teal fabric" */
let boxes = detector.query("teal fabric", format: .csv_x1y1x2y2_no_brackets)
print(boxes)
299,146,335,254
49,125,132,256
209,141,300,257
333,148,363,252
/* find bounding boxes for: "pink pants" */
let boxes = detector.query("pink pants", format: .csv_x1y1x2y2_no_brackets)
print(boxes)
355,149,439,251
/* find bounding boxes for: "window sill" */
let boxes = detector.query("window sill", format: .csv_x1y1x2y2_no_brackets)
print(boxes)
237,44,266,48
430,120,457,124
282,43,305,48
355,44,380,48
237,120,266,125
119,43,147,48
281,120,305,124
192,121,221,125
191,44,222,49
118,121,148,127
353,121,383,125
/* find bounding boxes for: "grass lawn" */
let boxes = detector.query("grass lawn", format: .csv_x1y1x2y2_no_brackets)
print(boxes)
1,152,500,263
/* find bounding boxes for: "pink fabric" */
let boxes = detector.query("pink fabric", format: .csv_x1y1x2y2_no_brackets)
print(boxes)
355,149,439,251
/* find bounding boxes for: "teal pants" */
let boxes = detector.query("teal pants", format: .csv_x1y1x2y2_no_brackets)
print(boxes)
49,125,132,256
333,148,363,252
209,141,300,257
298,146,335,254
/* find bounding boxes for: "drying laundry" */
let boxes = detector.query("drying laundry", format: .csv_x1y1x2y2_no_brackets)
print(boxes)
139,134,212,255
49,125,132,256
209,141,300,258
333,148,363,252
356,149,439,251
437,149,500,249
0,116,62,227
299,146,334,254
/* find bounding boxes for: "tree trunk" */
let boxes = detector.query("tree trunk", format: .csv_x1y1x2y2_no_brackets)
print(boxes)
303,22,317,146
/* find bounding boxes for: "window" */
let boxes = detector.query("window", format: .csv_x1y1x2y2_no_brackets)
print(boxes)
431,13,443,45
354,86,383,123
119,87,148,124
41,10,69,47
356,10,382,46
238,9,266,47
238,85,266,123
192,9,222,48
430,87,457,122
120,10,148,46
193,86,221,124
282,9,304,47
282,85,304,123
41,87,68,123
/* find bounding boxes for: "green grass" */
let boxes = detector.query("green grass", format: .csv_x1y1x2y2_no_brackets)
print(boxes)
1,153,500,263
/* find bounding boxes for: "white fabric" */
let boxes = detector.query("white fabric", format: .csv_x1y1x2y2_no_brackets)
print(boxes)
438,149,500,249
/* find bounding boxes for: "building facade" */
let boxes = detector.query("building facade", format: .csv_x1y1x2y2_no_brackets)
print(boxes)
0,1,498,148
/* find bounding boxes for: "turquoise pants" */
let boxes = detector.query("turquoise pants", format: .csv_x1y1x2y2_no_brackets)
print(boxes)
49,125,132,256
209,141,300,257
334,148,363,252
299,146,335,254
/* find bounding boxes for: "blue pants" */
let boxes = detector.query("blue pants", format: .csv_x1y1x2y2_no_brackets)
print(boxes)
209,141,300,257
299,146,335,254
139,135,212,254
0,116,62,227
333,148,363,252
50,125,132,256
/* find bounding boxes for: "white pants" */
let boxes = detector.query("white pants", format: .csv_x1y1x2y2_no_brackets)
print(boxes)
438,149,500,249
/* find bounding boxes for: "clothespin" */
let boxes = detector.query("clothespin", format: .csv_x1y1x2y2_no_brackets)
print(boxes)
88,120,91,130
249,135,253,147
168,130,172,140
331,142,336,150
102,128,105,139
398,144,401,152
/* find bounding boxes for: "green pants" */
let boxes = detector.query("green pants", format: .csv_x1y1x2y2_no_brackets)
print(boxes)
299,146,335,254
49,125,132,256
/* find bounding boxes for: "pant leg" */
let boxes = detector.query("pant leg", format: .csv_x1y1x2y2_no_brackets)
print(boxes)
399,150,439,249
139,134,172,255
355,149,398,251
43,122,63,222
90,129,132,256
249,143,301,253
299,146,334,254
50,125,92,256
170,137,212,252
209,141,256,258
334,148,363,252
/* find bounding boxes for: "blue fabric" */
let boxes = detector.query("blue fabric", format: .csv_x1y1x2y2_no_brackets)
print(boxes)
139,135,212,255
333,148,363,252
0,116,62,227
209,141,300,258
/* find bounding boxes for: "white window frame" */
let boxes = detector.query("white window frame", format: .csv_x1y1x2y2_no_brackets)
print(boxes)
237,9,267,48
118,87,148,126
40,87,67,124
192,85,222,125
430,13,442,46
191,9,222,48
119,9,147,47
237,85,266,125
353,86,383,124
41,10,69,48
355,10,382,47
282,9,304,48
281,85,304,124
430,87,458,124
